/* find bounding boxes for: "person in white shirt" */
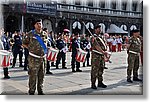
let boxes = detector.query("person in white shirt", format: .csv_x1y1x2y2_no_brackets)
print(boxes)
111,36,117,52
116,35,123,52
107,36,113,52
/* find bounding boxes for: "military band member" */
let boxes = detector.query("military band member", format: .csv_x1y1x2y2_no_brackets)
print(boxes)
91,25,107,89
71,33,82,72
49,31,56,67
23,19,47,95
43,28,53,74
81,34,91,67
0,31,10,79
12,30,24,68
127,29,142,83
56,33,67,69
116,35,123,52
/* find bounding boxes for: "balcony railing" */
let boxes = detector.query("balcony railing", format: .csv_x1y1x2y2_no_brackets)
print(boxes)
57,3,142,18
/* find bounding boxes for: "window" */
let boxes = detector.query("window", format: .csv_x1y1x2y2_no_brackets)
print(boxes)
61,0,66,4
61,0,67,9
87,0,93,7
132,2,138,11
75,0,81,10
111,1,116,9
100,1,105,8
75,0,80,5
122,2,127,10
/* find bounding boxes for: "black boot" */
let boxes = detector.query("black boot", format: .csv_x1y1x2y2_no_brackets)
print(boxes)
28,90,35,95
127,78,133,83
98,82,107,88
133,77,142,81
62,67,67,69
3,68,10,79
46,71,53,74
56,63,59,69
83,63,85,67
51,62,55,67
104,67,108,69
62,63,67,69
72,68,76,72
76,69,82,72
91,84,97,89
19,64,24,67
38,91,45,95
28,91,34,95
24,67,28,71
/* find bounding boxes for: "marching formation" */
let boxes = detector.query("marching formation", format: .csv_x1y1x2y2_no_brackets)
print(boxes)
0,19,143,95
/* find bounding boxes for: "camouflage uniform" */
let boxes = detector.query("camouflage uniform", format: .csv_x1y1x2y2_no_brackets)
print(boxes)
91,35,106,86
127,36,141,80
23,30,47,94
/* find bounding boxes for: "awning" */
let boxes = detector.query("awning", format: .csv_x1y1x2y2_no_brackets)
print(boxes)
107,24,128,34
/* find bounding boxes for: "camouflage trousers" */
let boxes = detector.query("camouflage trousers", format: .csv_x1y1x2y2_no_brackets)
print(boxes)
28,55,45,93
91,52,105,84
127,53,139,79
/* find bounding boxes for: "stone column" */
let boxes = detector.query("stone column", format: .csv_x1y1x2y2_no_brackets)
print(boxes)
117,0,122,15
127,0,132,16
21,15,24,32
106,0,111,14
0,4,4,28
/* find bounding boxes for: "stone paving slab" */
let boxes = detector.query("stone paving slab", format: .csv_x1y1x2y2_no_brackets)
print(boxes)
0,51,143,95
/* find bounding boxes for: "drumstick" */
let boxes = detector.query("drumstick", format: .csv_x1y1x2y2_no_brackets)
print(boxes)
82,21,112,63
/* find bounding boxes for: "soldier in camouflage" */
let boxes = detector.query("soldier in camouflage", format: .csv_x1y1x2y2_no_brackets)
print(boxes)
127,29,142,83
23,19,47,95
91,25,108,89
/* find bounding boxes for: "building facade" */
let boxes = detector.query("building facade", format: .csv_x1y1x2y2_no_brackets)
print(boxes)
2,0,143,35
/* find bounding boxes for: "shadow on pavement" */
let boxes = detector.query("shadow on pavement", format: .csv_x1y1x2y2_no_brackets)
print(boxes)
66,79,143,95
8,75,28,81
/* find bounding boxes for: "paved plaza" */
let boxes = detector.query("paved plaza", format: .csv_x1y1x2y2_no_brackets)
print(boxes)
0,51,143,95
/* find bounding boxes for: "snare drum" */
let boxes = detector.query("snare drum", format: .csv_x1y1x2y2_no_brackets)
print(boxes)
76,49,87,62
0,50,11,67
47,47,59,62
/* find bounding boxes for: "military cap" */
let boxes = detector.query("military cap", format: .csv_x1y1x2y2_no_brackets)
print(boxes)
33,19,42,26
131,29,140,33
130,29,140,36
94,25,101,29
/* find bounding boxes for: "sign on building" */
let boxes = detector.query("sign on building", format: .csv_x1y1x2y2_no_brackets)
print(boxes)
26,2,57,16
